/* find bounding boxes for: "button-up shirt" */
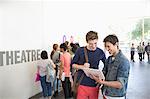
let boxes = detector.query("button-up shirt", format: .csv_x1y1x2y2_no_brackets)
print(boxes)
102,50,130,97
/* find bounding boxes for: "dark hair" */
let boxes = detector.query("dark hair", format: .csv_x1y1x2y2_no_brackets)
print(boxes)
65,41,69,46
103,34,119,45
86,31,98,42
60,43,67,51
50,44,58,59
70,43,78,54
41,50,48,59
75,43,80,48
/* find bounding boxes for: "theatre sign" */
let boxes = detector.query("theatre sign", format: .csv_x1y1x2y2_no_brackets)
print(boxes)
0,49,41,66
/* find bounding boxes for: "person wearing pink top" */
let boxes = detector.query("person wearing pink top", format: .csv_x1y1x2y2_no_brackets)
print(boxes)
59,43,72,99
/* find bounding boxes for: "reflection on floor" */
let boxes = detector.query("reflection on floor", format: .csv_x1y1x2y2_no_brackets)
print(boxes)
30,61,150,99
126,61,150,99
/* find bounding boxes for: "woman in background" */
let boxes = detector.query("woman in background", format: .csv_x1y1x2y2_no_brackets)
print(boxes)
37,50,55,99
50,44,62,97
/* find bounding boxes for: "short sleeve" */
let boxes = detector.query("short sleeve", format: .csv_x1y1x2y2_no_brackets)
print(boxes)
60,54,64,65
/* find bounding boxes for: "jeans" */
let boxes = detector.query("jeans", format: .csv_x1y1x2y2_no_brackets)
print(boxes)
54,78,61,92
40,75,52,97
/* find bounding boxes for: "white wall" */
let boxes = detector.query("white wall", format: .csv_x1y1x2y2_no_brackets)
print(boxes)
0,1,43,99
0,0,149,99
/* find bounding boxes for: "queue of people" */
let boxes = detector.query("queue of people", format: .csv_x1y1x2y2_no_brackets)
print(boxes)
35,31,133,99
36,41,80,99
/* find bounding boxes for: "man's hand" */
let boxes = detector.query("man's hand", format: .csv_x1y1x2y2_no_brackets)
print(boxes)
83,68,90,77
92,75,104,84
84,63,90,68
82,63,90,76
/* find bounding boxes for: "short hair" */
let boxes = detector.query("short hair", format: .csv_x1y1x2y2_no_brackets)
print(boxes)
60,43,67,51
41,50,48,59
103,34,119,45
86,31,98,42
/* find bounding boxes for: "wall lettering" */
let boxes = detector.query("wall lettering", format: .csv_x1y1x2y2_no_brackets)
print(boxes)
0,49,41,66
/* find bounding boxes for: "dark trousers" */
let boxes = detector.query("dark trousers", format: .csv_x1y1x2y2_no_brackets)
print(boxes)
62,77,72,99
147,53,150,63
138,53,143,61
131,51,135,61
143,52,145,59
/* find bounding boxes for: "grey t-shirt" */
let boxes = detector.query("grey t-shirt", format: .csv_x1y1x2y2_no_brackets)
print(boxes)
52,51,60,66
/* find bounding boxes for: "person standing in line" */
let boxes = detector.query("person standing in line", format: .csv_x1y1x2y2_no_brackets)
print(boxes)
59,43,72,99
50,44,62,97
37,50,56,99
65,41,71,53
130,43,135,62
92,35,130,99
71,31,106,99
145,42,150,63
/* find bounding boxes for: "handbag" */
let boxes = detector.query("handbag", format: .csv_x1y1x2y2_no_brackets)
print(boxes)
35,69,40,82
72,47,88,99
72,72,84,99
46,63,55,83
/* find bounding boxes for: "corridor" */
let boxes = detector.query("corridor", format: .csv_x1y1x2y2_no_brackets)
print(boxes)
31,61,150,99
